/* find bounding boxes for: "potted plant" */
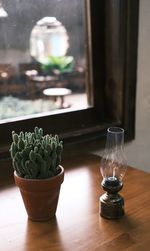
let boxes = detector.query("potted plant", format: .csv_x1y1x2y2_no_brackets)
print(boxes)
41,55,74,75
9,126,64,222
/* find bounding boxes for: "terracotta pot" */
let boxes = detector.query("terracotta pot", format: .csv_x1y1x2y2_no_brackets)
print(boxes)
14,166,64,222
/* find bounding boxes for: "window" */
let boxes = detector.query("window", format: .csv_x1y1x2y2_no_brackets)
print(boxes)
0,0,89,119
0,0,139,156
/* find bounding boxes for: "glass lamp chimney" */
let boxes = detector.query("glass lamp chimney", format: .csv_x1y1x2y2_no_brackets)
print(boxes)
100,127,127,219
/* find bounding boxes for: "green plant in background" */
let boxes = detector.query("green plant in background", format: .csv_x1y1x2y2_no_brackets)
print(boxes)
10,126,63,179
41,55,74,75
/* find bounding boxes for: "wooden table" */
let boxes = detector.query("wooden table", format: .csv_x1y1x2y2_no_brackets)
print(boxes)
0,154,150,251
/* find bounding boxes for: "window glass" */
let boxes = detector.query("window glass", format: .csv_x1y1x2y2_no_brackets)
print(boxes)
0,0,89,122
0,0,138,154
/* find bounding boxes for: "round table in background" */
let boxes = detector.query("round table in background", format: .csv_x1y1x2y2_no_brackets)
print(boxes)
43,87,72,109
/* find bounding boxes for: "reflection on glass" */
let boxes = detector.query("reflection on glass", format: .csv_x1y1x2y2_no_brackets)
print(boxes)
0,1,8,18
0,0,89,122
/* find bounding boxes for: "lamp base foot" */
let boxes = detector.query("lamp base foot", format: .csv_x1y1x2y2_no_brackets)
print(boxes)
100,193,124,219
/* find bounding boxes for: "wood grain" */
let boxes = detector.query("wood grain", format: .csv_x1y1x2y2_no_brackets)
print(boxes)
0,153,150,251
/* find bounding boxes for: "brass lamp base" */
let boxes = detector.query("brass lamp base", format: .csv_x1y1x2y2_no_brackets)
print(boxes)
100,193,124,219
100,177,125,219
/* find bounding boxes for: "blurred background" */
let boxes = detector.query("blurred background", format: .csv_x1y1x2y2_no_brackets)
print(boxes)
0,0,88,120
0,0,150,173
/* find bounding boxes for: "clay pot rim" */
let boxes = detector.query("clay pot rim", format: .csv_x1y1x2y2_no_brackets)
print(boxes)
14,165,64,183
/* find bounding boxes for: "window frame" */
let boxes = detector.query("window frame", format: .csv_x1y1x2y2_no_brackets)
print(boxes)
0,0,139,156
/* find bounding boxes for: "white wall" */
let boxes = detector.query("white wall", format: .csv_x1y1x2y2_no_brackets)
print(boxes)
125,0,150,172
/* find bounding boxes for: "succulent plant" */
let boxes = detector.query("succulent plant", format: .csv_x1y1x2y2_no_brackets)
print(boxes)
9,126,63,179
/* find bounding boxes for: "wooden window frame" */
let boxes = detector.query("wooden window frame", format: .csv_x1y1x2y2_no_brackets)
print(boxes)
0,0,139,156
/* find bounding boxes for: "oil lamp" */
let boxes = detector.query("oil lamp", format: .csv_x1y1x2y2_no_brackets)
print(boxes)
100,127,127,219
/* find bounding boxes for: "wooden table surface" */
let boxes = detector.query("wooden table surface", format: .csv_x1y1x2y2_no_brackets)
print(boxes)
0,153,150,251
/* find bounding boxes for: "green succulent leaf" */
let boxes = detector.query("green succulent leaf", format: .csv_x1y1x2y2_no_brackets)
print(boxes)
10,126,63,179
